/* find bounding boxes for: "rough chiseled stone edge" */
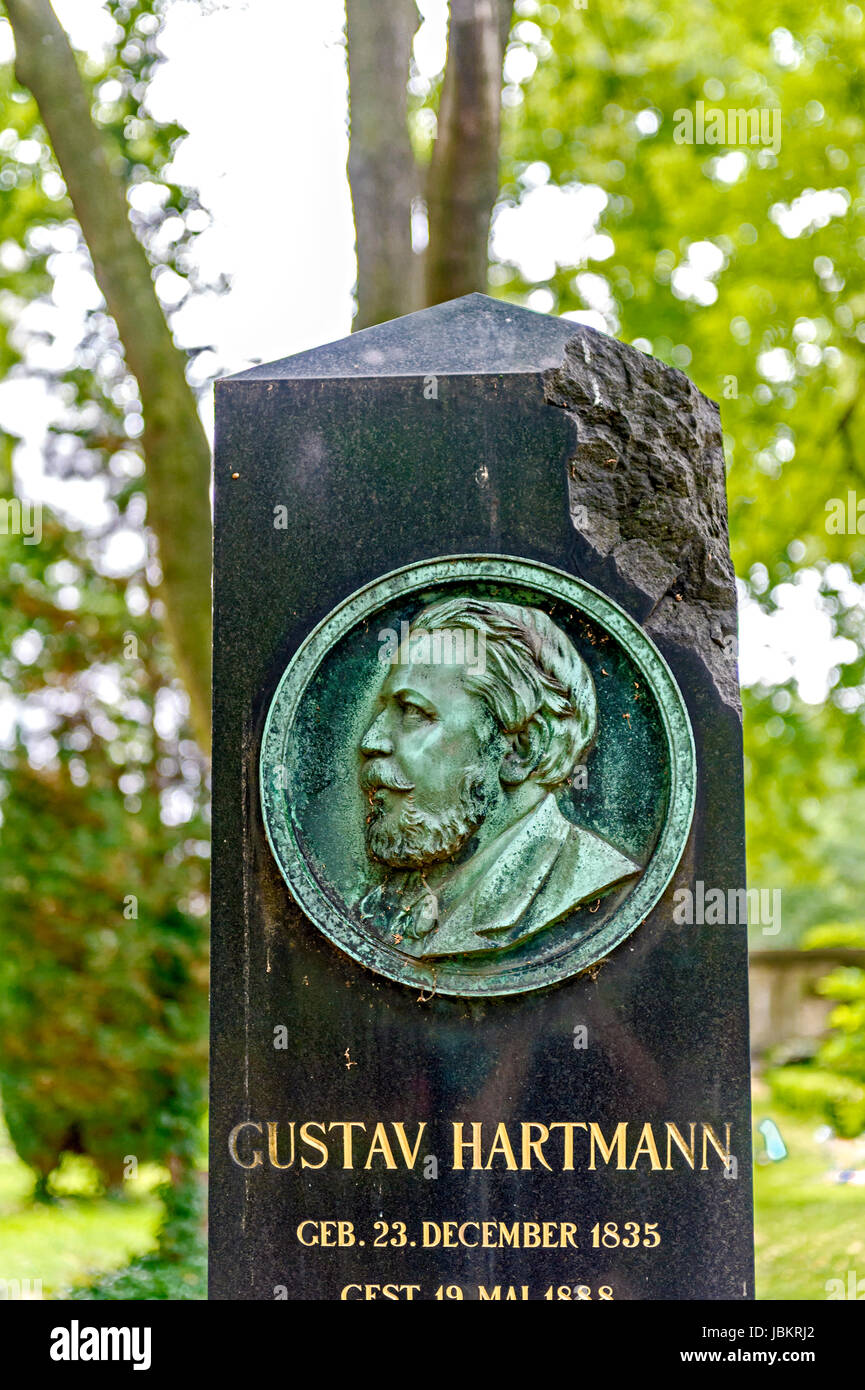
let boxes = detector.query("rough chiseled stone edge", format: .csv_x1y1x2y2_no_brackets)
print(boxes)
543,331,741,717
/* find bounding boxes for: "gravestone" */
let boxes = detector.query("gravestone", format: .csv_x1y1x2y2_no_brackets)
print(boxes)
210,294,753,1301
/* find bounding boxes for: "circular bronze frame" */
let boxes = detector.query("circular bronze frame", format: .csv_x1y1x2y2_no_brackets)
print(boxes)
260,555,696,997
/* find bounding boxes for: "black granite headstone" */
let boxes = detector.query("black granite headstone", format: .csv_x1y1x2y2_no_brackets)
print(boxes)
210,294,753,1301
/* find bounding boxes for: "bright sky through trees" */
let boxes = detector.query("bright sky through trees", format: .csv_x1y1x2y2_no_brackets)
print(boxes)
0,0,858,701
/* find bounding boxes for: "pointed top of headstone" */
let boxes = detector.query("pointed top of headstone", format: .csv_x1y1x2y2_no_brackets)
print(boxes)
225,293,599,381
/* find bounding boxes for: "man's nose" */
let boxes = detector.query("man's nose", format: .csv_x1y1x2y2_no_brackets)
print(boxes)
360,710,394,758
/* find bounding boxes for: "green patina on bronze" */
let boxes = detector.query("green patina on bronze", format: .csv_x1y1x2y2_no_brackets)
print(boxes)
260,555,696,997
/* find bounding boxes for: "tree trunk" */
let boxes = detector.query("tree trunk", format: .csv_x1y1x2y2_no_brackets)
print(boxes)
345,0,420,330
424,0,513,305
6,0,213,750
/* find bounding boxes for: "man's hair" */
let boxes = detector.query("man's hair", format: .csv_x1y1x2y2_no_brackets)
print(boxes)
411,596,597,788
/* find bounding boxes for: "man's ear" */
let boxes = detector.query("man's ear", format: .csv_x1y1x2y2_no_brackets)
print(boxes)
499,718,546,786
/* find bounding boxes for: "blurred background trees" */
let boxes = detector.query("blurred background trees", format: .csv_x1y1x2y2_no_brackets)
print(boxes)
4,0,210,743
0,507,208,1196
0,0,210,1233
768,922,865,1138
0,0,863,1293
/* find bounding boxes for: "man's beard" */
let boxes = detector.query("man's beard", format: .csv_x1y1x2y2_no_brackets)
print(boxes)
363,763,493,869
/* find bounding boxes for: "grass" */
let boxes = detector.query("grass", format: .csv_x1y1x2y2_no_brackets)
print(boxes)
1,1093,863,1299
752,1088,865,1300
0,1118,164,1299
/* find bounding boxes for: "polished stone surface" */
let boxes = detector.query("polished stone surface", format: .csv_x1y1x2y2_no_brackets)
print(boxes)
210,296,753,1301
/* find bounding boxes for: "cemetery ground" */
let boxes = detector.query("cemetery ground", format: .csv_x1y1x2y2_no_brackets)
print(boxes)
0,1108,206,1300
0,1095,860,1301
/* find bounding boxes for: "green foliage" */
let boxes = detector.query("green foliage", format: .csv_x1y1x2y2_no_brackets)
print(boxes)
490,1,865,935
0,0,210,1191
0,512,209,1184
767,922,865,1135
66,1243,205,1300
743,689,865,944
767,1064,865,1137
67,1176,206,1300
500,0,865,584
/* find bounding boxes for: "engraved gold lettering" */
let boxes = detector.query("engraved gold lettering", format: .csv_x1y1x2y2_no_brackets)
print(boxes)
364,1122,398,1169
665,1122,696,1169
267,1120,295,1169
550,1120,587,1169
327,1120,367,1168
452,1121,483,1170
299,1121,328,1168
391,1121,427,1168
228,1121,263,1169
629,1123,663,1170
701,1122,732,1169
588,1121,628,1169
485,1122,518,1170
521,1121,553,1170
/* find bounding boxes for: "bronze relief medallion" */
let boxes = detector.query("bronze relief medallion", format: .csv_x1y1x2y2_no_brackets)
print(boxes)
260,555,695,996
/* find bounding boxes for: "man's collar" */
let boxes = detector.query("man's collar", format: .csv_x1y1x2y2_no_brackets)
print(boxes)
400,794,569,956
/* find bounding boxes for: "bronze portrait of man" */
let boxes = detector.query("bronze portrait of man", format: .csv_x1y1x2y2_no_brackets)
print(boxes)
356,597,641,958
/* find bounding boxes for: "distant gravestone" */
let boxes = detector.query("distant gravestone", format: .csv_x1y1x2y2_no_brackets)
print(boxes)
209,294,753,1301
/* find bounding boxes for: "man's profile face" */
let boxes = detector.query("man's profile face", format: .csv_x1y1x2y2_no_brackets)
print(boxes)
359,645,503,868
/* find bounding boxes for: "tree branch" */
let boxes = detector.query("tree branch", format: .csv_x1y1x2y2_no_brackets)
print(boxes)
346,0,420,330
424,0,513,305
6,0,213,749
497,0,514,59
